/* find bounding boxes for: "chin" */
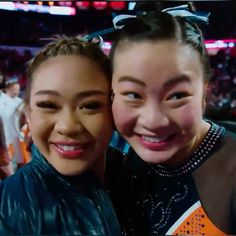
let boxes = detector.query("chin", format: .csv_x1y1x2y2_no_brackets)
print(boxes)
55,166,88,176
136,149,174,164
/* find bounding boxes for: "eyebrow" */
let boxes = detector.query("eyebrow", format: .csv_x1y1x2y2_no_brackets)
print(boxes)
118,76,145,86
34,90,107,98
163,75,191,88
117,75,190,88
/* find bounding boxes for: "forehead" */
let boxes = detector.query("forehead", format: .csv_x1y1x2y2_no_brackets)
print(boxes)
114,40,201,70
113,40,203,82
33,55,100,76
31,55,108,89
8,83,20,89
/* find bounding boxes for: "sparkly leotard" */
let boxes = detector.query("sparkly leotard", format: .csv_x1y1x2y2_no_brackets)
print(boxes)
106,122,236,235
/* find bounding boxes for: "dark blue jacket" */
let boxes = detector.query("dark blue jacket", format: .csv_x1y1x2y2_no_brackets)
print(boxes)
0,144,121,235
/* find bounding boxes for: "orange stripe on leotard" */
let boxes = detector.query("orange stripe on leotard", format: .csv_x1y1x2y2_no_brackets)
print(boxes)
166,201,226,235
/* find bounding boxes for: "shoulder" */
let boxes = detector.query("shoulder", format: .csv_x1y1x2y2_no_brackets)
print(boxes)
0,161,66,233
222,131,236,232
105,146,146,193
105,146,129,187
14,97,23,107
0,163,38,206
106,146,126,169
0,161,58,217
0,214,16,235
205,128,236,182
0,164,36,229
220,129,236,159
211,128,236,161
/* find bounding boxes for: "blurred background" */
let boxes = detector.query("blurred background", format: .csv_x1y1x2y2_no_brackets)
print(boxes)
0,1,236,122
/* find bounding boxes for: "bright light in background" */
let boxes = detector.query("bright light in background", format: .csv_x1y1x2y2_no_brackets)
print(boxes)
49,6,76,15
0,2,76,15
0,2,15,11
76,1,90,10
92,1,108,10
0,2,235,51
128,2,136,10
204,39,236,55
48,2,54,7
100,40,236,55
110,1,126,10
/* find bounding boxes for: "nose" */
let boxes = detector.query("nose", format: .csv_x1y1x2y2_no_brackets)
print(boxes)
138,102,169,131
55,108,84,136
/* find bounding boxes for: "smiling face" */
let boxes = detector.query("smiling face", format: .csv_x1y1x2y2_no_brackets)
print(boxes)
112,40,209,164
27,55,113,176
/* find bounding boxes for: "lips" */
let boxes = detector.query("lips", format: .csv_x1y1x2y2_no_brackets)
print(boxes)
142,135,169,143
51,142,89,159
55,144,82,151
138,133,176,150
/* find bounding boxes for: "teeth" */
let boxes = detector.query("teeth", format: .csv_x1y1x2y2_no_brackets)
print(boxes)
56,145,81,151
142,135,168,143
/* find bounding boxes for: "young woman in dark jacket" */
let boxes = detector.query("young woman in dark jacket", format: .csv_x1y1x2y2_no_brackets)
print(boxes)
0,36,120,235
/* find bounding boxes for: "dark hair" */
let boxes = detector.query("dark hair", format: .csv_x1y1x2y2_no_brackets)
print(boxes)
110,4,211,82
25,35,111,105
0,75,5,90
5,77,19,89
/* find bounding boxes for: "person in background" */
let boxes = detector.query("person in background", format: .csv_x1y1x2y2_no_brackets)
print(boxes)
0,74,16,176
106,2,236,235
0,75,11,180
0,116,10,180
0,35,120,235
4,77,22,102
2,77,26,171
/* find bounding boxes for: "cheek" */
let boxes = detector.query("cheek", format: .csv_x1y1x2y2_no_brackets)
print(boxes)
112,99,136,133
30,122,44,140
176,103,203,131
29,114,51,141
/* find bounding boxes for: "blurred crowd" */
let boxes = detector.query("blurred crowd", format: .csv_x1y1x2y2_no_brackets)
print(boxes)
0,47,32,93
205,48,236,121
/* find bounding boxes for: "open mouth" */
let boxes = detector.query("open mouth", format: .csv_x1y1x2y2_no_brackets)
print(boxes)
55,144,83,151
141,135,170,143
138,133,176,150
52,143,86,159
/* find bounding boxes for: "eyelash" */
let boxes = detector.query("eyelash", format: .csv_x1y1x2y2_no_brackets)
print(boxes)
80,102,103,110
36,101,59,110
167,92,190,101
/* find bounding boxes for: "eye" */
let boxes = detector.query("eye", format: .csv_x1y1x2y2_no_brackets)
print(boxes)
36,101,59,110
122,92,142,100
80,102,103,110
167,92,189,101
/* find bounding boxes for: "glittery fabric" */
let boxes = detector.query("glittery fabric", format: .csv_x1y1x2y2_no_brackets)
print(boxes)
106,122,236,235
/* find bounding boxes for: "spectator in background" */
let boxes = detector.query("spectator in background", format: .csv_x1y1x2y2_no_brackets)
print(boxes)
4,77,22,104
0,74,16,175
0,73,11,180
0,117,10,180
1,77,24,171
